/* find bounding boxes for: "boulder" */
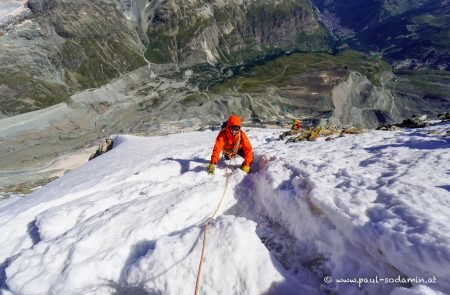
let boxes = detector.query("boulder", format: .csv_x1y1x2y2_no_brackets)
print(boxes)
285,125,341,142
437,112,450,120
279,129,302,140
341,127,365,134
89,138,113,161
377,125,402,131
397,114,428,128
378,114,429,130
27,0,55,14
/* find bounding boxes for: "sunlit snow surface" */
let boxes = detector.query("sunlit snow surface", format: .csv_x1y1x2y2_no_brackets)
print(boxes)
0,122,449,294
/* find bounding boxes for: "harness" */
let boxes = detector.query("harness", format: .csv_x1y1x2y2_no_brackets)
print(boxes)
222,130,241,158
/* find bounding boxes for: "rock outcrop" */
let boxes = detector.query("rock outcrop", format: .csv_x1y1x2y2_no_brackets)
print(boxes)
282,125,366,143
378,114,429,130
330,71,397,128
27,0,55,13
437,112,450,120
89,138,113,160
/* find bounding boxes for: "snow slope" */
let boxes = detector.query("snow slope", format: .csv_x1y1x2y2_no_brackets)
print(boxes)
0,122,449,294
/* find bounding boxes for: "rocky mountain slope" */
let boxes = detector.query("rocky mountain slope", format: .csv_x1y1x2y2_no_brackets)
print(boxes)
139,0,332,66
312,0,450,117
0,0,335,117
0,0,146,116
313,0,450,70
1,0,448,122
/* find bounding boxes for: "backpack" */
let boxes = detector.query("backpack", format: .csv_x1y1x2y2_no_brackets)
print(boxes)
220,120,227,131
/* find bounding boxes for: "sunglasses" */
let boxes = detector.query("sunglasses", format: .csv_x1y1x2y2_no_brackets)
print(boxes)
229,125,240,131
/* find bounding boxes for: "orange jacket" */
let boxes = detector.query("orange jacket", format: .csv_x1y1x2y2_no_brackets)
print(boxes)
210,115,253,166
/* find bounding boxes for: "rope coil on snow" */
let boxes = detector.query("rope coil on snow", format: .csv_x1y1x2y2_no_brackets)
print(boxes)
194,158,234,295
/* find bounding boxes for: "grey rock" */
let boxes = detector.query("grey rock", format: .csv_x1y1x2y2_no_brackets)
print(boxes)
341,127,365,134
378,114,429,130
27,0,56,13
377,125,402,131
397,115,428,128
437,112,450,120
330,71,397,129
89,138,113,161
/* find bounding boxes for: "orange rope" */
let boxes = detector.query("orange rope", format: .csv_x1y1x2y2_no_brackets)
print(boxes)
194,159,233,295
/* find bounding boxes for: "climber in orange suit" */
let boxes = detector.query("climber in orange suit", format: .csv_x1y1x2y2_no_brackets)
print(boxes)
207,115,253,174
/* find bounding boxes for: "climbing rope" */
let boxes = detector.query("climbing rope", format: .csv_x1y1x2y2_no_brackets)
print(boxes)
194,158,235,295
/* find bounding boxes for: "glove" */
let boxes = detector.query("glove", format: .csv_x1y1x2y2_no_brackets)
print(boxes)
240,165,250,173
207,163,216,174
